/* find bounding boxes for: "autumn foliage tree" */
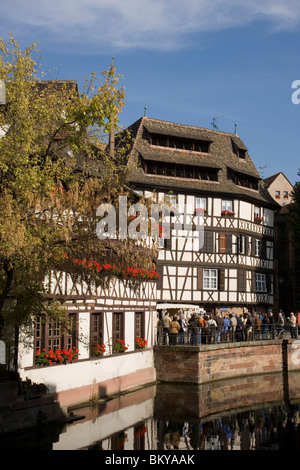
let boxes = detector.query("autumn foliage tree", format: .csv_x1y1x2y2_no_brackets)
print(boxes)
0,36,154,343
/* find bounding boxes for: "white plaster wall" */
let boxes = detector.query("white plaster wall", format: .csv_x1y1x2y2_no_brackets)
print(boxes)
213,198,221,216
19,349,155,395
240,201,251,220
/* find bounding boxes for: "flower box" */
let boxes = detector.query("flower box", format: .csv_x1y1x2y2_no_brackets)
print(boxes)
113,339,129,353
221,210,235,217
35,347,80,366
91,343,106,358
254,216,264,224
194,208,208,216
135,337,147,349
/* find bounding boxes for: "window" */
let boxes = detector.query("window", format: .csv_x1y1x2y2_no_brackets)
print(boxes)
34,313,77,352
283,191,289,199
239,235,245,254
91,313,104,347
135,312,145,346
255,239,261,257
150,132,211,153
203,269,218,290
143,158,218,181
195,197,207,212
254,206,260,218
275,191,280,199
256,273,267,292
227,168,258,189
112,312,124,344
200,231,214,253
164,193,177,207
222,200,233,212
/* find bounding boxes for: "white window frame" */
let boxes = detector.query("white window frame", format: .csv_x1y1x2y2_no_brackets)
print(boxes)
164,193,177,207
239,235,245,254
256,273,267,292
203,269,218,290
255,238,261,257
254,206,260,218
195,197,207,210
222,200,233,212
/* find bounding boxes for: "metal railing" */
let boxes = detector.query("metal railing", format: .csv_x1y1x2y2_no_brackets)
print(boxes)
155,324,299,347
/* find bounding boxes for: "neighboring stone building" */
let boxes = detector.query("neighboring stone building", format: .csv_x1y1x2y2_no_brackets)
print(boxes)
124,116,279,316
264,172,293,206
264,172,299,314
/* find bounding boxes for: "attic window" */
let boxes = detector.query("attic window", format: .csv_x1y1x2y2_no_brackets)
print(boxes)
149,132,211,153
144,159,218,181
231,139,246,159
227,168,259,190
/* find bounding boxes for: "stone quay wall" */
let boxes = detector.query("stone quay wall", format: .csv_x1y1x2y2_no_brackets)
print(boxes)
153,340,297,385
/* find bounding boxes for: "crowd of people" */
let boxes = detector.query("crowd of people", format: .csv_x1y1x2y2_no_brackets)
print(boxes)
157,309,300,346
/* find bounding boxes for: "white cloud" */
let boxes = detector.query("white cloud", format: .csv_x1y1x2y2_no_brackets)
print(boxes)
1,0,300,52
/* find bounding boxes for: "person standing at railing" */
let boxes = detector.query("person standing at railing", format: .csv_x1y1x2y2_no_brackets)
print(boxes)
296,312,300,337
268,312,276,339
162,312,172,344
215,314,224,343
222,314,230,343
253,312,261,340
178,313,188,345
188,313,201,345
169,316,181,345
290,312,297,339
206,315,217,344
262,313,269,340
276,312,285,334
236,314,244,342
229,313,237,342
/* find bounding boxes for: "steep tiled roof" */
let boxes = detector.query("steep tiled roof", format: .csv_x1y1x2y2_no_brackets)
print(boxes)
264,172,294,188
125,117,278,207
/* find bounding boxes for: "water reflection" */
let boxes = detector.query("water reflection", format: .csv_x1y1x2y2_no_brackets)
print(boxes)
52,372,300,451
156,404,300,450
3,372,300,450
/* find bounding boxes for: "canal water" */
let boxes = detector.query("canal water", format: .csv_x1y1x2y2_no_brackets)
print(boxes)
2,371,300,451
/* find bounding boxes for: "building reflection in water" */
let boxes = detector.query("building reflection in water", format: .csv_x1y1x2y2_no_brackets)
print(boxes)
50,371,300,451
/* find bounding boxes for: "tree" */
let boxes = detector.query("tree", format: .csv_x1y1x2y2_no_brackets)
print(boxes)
0,36,155,345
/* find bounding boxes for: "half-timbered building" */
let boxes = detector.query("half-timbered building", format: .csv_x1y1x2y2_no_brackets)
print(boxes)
125,117,279,316
17,270,157,407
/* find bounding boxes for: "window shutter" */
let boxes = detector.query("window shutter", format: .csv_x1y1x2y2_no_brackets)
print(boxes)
219,233,226,253
237,270,246,292
156,265,163,290
219,268,225,291
266,273,271,293
261,239,267,259
226,234,232,254
251,237,256,256
251,271,256,292
165,237,171,250
245,236,249,255
197,267,203,290
200,231,213,253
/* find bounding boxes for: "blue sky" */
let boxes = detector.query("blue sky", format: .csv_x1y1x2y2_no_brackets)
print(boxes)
1,0,300,185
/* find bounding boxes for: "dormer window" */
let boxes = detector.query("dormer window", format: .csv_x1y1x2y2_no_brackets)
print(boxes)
149,132,211,153
231,138,247,159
